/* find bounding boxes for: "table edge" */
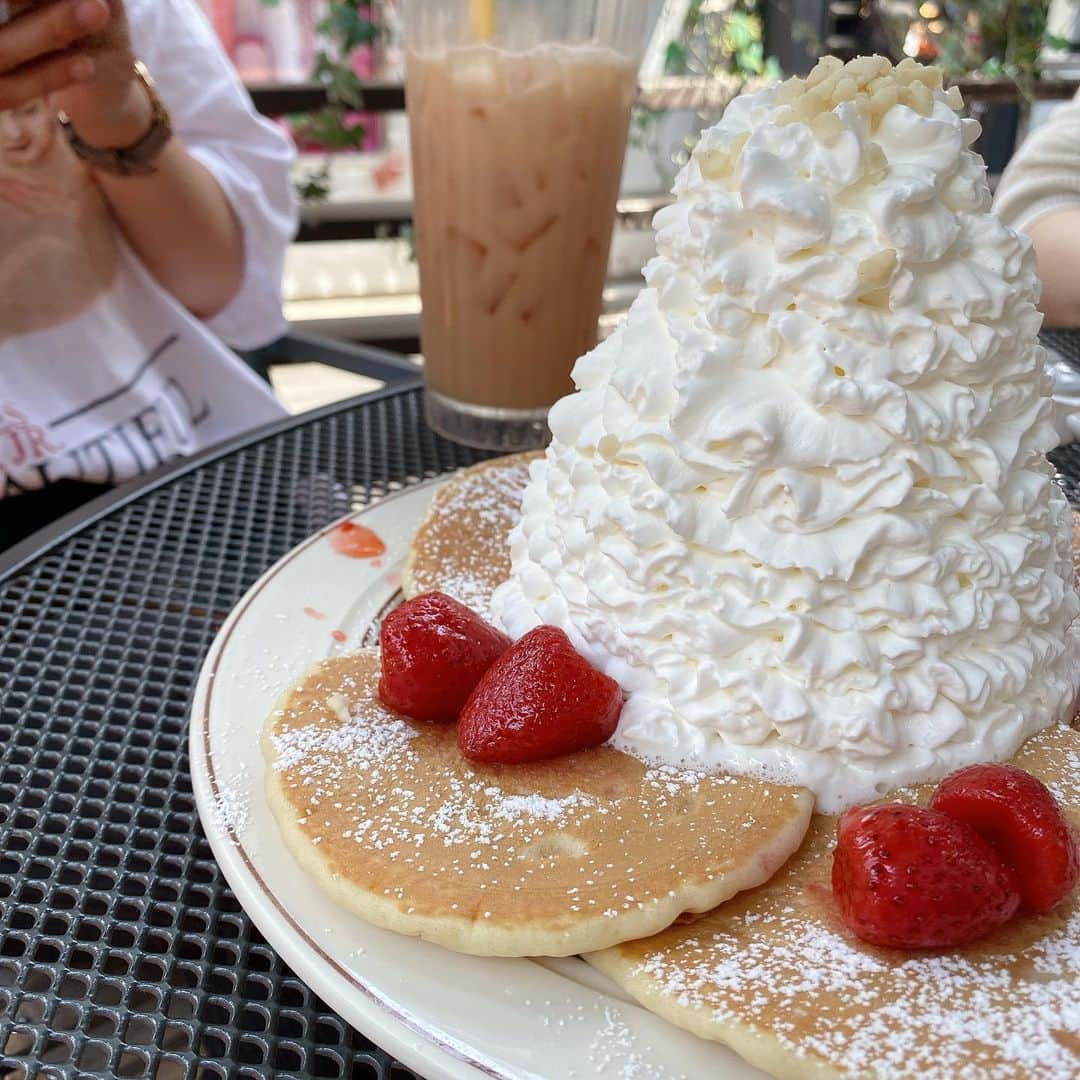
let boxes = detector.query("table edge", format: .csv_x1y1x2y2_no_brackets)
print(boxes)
0,378,424,584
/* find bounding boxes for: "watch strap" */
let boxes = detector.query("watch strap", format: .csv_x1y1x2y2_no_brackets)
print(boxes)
59,61,173,177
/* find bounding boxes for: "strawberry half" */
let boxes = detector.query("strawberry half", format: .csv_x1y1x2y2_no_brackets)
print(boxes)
930,763,1080,915
832,803,1021,949
458,625,624,764
378,592,511,723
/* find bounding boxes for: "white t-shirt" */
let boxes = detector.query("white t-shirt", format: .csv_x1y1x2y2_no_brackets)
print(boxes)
0,0,296,501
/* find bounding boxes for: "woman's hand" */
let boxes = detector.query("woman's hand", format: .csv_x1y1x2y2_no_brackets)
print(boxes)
0,0,250,318
0,1,148,148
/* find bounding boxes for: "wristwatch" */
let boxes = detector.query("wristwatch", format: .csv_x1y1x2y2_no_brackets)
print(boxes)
59,61,173,177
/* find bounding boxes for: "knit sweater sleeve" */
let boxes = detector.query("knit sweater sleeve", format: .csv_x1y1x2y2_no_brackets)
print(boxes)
994,89,1080,235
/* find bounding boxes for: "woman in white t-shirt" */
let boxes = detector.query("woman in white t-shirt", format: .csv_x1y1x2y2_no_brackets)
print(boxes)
0,0,297,549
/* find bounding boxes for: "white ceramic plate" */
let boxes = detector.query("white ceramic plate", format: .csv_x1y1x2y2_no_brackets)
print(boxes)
190,477,768,1080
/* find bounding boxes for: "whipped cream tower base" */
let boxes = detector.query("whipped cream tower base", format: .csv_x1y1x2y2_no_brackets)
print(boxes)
492,56,1080,810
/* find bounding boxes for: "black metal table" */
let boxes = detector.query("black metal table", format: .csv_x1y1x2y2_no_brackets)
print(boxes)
3,332,1080,1080
0,377,494,1080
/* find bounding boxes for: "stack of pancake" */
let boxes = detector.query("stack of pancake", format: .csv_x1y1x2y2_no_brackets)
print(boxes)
264,455,1080,1080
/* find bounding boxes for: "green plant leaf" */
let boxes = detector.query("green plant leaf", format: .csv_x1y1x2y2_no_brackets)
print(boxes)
296,159,332,202
303,107,368,150
317,2,378,53
665,40,690,74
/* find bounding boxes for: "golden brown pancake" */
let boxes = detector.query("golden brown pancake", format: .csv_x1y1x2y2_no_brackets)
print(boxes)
402,452,541,614
588,723,1080,1080
263,649,814,958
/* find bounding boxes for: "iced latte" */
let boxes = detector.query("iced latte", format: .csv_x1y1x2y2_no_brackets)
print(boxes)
406,41,638,448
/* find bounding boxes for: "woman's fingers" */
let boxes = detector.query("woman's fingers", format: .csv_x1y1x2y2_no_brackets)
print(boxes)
0,0,109,75
0,48,94,110
0,0,109,111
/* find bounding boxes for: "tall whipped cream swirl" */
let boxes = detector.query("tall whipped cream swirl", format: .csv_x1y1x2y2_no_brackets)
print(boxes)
491,56,1080,810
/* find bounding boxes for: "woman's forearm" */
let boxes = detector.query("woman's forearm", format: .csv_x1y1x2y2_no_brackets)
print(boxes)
65,72,245,319
1029,210,1080,329
94,138,245,319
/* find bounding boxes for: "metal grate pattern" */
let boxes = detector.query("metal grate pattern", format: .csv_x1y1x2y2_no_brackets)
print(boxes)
0,385,486,1079
1050,441,1080,506
1046,329,1080,501
1044,329,1080,371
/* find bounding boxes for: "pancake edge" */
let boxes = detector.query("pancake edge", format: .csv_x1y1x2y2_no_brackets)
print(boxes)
260,652,815,958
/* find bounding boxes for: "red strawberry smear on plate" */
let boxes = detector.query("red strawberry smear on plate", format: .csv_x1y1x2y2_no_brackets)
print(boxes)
330,522,386,559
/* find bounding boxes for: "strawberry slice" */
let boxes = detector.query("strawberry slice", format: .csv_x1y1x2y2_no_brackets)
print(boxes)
379,592,511,723
930,763,1080,914
458,626,623,764
832,804,1021,949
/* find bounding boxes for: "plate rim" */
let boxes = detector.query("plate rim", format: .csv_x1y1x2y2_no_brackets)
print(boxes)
189,476,765,1080
190,477,512,1080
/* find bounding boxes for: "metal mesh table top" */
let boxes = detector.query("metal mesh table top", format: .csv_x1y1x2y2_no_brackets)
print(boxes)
3,353,1080,1080
0,382,490,1080
1044,328,1080,371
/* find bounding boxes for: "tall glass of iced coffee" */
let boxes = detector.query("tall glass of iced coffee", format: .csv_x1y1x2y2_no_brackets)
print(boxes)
405,0,648,450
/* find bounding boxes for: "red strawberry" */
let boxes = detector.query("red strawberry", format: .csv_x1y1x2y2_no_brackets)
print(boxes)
930,763,1079,915
832,804,1020,949
458,626,623,764
378,592,511,723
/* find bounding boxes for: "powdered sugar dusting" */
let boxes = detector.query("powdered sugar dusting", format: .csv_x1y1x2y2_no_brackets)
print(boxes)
1040,734,1080,807
588,1005,689,1079
635,904,1080,1079
271,692,418,775
617,724,1080,1079
266,652,811,927
210,779,251,841
408,456,535,617
432,456,533,527
271,690,597,852
492,793,593,822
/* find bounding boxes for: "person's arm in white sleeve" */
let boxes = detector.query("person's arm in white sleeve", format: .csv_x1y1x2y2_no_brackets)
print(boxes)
123,0,299,347
0,0,298,346
994,90,1080,328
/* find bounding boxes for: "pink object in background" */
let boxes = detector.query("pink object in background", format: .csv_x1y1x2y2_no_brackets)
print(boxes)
199,1,386,151
372,151,404,191
351,6,376,76
260,0,308,80
232,32,274,82
196,0,236,54
221,0,306,82
356,6,385,151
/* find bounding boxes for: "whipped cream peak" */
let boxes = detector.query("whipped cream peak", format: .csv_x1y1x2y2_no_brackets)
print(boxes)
491,56,1080,810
